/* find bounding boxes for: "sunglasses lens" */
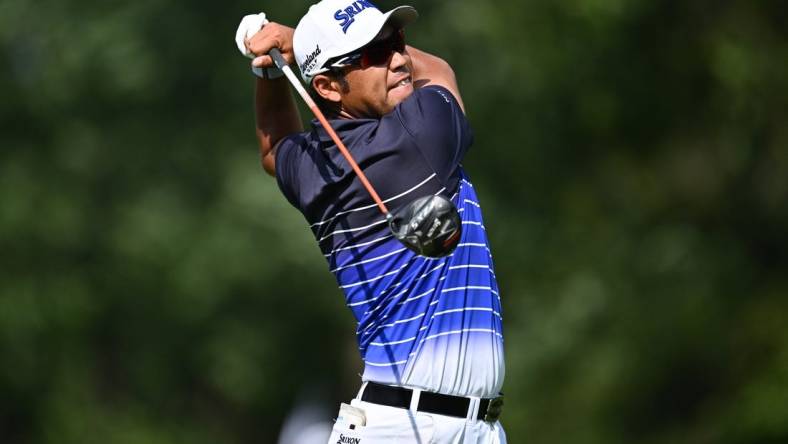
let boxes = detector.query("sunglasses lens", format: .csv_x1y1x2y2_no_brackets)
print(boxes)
394,29,405,52
361,46,390,67
360,30,405,68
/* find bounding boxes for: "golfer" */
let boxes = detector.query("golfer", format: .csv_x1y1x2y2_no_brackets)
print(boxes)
236,1,506,442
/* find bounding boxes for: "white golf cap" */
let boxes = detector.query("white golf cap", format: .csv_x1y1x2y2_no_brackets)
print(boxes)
294,0,418,84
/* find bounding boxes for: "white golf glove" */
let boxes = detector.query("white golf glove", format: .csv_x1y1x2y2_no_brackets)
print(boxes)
235,12,283,79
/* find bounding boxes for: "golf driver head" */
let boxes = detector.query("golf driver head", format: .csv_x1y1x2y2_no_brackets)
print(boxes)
387,194,462,258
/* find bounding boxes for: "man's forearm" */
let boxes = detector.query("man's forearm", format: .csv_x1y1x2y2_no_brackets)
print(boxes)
255,76,303,175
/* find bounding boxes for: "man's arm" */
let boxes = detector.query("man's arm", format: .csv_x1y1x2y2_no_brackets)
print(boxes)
255,76,302,176
407,46,465,113
246,23,303,176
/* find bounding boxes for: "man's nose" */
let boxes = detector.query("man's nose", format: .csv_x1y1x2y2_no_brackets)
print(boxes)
390,50,408,70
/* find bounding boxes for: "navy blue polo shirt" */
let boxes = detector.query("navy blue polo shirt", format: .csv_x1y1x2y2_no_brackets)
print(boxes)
275,85,505,398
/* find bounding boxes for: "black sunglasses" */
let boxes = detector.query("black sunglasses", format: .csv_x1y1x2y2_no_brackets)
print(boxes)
328,29,406,70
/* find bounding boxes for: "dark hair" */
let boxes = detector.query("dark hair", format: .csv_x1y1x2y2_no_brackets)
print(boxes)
308,70,350,117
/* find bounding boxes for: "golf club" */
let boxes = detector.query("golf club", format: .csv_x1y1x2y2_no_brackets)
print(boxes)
268,48,461,258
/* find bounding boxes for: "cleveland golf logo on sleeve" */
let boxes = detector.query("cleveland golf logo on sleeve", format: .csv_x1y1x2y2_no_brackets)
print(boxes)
334,0,378,33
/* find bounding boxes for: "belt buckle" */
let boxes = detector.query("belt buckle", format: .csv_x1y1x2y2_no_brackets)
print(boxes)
483,395,504,422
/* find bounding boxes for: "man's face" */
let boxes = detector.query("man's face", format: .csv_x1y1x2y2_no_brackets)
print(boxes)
338,27,414,118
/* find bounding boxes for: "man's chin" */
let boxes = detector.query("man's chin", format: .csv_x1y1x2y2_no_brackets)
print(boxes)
388,84,415,108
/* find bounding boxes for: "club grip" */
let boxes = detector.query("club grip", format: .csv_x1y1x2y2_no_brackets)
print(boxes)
269,48,288,71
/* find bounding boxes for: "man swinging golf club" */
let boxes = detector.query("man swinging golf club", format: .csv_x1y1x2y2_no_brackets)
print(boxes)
236,1,506,442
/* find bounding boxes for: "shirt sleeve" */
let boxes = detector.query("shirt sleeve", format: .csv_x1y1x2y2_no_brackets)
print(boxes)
393,85,474,182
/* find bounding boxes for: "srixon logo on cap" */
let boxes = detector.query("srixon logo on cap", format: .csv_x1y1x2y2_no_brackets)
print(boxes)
334,0,378,33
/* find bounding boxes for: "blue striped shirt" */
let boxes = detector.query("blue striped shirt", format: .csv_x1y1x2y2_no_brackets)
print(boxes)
276,86,504,398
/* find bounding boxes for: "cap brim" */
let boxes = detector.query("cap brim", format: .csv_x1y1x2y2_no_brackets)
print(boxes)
349,6,417,52
385,5,418,29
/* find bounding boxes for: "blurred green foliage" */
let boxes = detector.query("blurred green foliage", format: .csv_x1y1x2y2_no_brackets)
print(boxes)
1,0,787,443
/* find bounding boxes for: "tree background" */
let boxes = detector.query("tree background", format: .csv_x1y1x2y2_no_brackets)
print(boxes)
2,0,787,443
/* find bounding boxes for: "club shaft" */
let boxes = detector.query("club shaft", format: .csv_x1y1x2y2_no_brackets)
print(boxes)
269,49,389,215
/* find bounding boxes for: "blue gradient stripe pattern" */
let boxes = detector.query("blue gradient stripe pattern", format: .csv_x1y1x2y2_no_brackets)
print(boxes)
319,169,505,398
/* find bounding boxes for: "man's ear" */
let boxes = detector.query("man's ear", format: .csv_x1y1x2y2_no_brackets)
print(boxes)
312,74,343,103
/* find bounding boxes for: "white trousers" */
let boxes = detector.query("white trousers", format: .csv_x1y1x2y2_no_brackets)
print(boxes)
326,396,507,444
